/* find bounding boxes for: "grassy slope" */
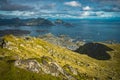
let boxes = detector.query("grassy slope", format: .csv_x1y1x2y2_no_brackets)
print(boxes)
0,35,120,80
0,60,61,80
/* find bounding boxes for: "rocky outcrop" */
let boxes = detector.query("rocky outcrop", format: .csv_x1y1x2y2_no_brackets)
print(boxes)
14,56,77,80
63,64,78,75
15,59,41,73
0,39,10,48
40,56,60,76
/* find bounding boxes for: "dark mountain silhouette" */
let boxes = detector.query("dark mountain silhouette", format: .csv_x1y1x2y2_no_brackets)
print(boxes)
75,43,113,60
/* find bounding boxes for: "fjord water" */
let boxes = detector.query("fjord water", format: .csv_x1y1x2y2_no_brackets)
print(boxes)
0,19,120,43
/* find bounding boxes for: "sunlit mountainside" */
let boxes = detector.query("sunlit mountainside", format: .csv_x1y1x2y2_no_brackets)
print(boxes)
0,35,120,80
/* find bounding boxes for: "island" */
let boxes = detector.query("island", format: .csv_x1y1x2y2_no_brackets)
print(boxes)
0,18,54,26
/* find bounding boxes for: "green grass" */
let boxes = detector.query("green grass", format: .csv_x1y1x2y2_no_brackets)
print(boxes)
0,35,120,80
0,59,62,80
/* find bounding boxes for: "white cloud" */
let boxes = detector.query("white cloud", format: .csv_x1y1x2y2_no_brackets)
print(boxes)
83,6,92,11
4,11,35,17
64,1,81,7
81,11,90,16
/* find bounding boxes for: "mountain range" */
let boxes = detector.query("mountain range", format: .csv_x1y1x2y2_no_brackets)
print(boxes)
0,18,73,27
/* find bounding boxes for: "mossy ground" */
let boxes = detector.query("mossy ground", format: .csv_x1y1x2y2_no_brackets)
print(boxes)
0,35,120,80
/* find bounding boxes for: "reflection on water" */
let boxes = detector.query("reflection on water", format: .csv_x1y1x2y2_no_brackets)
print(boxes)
0,19,120,43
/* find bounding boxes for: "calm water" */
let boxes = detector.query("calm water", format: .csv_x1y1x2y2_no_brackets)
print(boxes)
0,19,120,43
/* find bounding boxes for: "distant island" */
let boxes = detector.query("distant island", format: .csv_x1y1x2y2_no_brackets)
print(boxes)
0,18,73,27
0,18,54,26
54,19,73,27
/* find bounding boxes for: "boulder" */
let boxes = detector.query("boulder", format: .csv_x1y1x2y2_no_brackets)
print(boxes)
14,59,41,73
40,56,63,76
0,39,9,48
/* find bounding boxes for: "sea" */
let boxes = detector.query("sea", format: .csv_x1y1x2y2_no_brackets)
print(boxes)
0,18,120,43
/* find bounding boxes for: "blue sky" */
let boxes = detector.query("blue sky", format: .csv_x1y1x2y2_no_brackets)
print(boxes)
0,0,120,19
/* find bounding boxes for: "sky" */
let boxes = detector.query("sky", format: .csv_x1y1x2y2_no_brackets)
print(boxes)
0,0,120,19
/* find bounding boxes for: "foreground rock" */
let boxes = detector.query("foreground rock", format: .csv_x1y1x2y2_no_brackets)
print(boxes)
15,59,41,73
14,56,78,80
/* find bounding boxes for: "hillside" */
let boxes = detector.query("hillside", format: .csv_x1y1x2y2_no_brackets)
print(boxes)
0,35,120,80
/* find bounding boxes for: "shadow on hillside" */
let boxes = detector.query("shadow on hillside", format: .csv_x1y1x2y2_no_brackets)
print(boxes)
75,43,113,60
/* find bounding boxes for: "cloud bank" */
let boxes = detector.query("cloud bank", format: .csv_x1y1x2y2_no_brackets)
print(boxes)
83,6,92,11
0,0,33,11
0,0,120,19
64,1,81,7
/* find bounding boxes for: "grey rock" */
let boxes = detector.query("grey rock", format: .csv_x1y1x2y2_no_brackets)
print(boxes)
40,56,64,76
63,64,78,75
14,59,41,73
0,39,10,48
14,56,77,80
